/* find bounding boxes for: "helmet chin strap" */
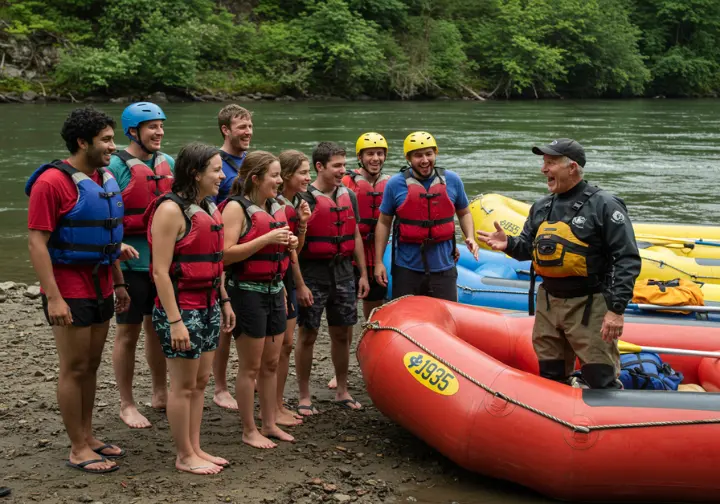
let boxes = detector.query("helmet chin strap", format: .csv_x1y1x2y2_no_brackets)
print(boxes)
129,126,156,155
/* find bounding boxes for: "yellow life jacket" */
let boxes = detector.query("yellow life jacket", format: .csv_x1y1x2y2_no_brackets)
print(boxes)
532,187,600,279
632,278,704,314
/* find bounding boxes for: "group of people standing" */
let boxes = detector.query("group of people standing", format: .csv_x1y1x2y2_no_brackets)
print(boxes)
26,102,479,477
26,100,639,481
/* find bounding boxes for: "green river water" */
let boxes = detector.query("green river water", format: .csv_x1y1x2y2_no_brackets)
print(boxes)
2,99,719,281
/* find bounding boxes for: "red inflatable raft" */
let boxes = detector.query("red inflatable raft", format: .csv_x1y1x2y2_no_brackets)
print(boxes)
357,296,720,503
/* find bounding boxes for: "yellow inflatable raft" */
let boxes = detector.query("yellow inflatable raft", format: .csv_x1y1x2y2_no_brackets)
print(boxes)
469,194,720,299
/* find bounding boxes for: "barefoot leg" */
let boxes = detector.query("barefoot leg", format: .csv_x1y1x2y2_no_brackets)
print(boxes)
190,351,228,466
144,315,167,409
259,331,294,442
212,331,237,410
236,334,276,449
295,326,318,414
113,322,152,428
168,356,220,473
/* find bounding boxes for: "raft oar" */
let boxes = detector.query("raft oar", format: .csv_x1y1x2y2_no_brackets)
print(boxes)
635,234,720,248
618,340,720,359
626,303,720,314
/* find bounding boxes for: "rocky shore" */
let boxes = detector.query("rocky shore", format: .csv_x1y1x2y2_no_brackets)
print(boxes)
0,89,477,105
0,281,540,504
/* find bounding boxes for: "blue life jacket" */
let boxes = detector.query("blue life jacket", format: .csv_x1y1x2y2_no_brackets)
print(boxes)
26,161,124,266
618,352,683,391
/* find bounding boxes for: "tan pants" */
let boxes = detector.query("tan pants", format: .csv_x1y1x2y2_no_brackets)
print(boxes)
532,286,620,378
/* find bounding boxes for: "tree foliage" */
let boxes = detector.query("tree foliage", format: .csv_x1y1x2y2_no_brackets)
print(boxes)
3,0,720,98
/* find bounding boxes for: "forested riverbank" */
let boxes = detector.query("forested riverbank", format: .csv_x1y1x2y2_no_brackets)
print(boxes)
1,0,719,103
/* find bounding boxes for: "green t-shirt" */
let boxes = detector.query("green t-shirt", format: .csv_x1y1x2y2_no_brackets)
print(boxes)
108,151,176,272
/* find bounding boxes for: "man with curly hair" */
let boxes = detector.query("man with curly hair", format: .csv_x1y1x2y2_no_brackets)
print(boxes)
26,107,131,473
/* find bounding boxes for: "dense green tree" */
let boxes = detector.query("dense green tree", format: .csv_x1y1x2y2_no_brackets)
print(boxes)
3,0,720,99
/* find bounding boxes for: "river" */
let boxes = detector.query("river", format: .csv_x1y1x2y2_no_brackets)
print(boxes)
2,99,719,281
1,99,718,501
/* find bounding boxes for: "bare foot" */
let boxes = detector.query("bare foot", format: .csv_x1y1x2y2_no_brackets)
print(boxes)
261,425,295,443
151,390,167,410
213,390,238,410
327,376,337,389
176,455,223,475
242,430,277,449
194,447,229,467
275,409,303,426
119,404,151,429
280,405,303,420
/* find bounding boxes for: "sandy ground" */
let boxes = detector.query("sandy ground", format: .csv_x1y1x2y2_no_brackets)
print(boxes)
0,281,550,504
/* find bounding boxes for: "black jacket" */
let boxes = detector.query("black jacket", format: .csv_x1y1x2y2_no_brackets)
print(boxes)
506,180,641,314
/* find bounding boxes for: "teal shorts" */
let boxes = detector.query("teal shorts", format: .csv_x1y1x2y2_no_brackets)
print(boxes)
152,303,221,359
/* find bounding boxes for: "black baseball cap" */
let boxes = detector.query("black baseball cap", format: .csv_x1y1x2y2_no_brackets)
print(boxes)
532,138,586,167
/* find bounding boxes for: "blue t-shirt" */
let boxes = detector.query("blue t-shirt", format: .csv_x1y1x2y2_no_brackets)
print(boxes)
216,151,246,203
379,169,469,273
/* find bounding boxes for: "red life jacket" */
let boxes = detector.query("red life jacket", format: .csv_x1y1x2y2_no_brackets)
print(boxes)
225,196,290,283
114,151,173,235
301,185,356,260
277,194,299,236
395,168,455,245
147,194,224,310
343,170,389,267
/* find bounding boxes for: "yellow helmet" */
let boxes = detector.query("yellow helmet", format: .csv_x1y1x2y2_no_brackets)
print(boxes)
355,132,388,155
403,131,438,157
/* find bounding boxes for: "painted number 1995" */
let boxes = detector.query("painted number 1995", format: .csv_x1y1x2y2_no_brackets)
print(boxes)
403,352,459,396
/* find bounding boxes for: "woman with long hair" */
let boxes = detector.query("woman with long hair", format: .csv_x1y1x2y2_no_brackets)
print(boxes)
275,150,312,424
221,151,298,448
148,142,235,474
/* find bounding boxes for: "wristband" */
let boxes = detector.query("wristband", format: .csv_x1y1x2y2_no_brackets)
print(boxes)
169,318,182,325
220,297,231,304
113,283,129,290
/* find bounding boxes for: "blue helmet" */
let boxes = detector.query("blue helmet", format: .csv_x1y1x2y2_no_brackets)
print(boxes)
121,102,166,139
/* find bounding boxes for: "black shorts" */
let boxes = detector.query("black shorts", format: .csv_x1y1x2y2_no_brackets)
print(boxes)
116,270,157,325
231,287,287,339
391,265,458,302
298,277,357,330
286,288,298,320
42,294,115,328
354,266,387,303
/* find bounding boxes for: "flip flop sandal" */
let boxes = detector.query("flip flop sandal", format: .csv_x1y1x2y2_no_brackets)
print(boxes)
92,443,126,460
334,399,362,410
296,404,319,416
66,457,119,474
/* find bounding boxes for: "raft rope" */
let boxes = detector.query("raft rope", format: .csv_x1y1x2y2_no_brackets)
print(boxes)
456,285,527,295
360,297,720,434
469,193,493,215
641,257,720,282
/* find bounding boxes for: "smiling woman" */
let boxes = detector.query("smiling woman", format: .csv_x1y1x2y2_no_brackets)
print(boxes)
146,141,234,475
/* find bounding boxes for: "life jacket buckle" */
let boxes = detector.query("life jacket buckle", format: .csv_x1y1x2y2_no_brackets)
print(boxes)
103,243,120,255
104,218,120,230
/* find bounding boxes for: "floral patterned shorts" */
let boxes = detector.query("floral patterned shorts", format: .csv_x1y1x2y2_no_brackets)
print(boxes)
152,303,221,359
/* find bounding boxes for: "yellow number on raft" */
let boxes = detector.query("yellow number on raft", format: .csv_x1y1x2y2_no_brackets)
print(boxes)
403,352,459,396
